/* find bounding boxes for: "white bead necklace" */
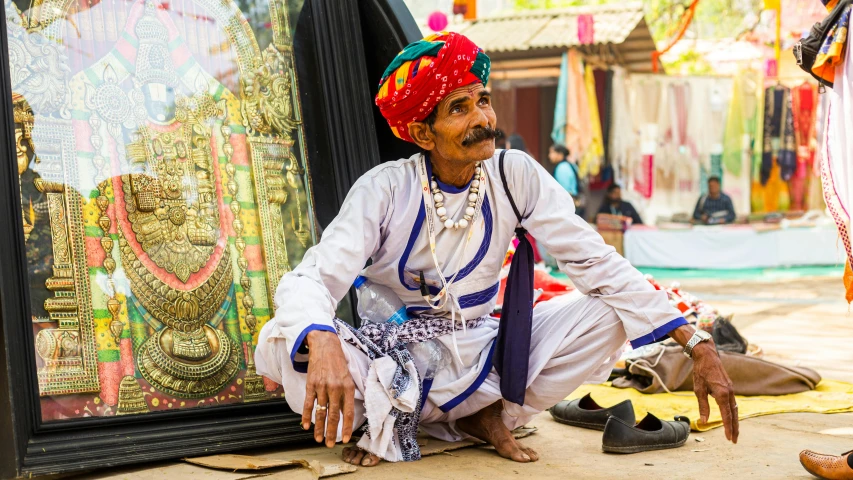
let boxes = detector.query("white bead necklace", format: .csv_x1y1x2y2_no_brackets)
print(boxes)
431,162,481,230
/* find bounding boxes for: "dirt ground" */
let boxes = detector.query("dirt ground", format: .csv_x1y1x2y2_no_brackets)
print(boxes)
76,274,853,480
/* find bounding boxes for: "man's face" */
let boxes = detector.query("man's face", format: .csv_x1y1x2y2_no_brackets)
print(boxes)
709,180,721,196
548,148,562,164
408,83,497,164
608,188,621,203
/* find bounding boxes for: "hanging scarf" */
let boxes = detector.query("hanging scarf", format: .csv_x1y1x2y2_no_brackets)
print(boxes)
761,86,796,184
493,150,534,406
580,65,604,177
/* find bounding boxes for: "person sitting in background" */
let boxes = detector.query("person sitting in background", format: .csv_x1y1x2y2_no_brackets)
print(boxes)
596,184,642,225
692,176,736,225
549,144,585,218
506,132,527,153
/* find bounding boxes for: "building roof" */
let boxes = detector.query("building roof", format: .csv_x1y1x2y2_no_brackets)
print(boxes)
443,3,645,52
430,3,659,73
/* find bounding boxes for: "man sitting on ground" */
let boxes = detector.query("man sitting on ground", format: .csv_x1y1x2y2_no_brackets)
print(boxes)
255,32,738,467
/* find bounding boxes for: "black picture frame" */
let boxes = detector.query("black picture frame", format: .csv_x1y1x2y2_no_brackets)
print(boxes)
0,0,420,477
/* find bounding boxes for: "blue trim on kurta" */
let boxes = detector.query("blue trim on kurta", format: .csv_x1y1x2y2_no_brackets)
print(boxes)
629,317,689,349
458,282,500,309
438,339,497,413
420,378,433,411
399,202,427,291
398,195,493,291
291,324,337,373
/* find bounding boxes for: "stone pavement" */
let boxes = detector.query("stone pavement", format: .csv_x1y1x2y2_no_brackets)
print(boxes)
75,274,853,480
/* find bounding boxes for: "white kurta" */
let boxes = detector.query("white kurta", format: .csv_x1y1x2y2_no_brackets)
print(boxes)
255,149,685,460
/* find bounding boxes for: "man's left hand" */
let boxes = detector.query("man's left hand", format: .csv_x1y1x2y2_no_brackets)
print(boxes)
670,325,739,444
691,341,739,443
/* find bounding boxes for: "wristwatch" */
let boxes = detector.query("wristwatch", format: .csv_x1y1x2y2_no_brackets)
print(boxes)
683,330,713,359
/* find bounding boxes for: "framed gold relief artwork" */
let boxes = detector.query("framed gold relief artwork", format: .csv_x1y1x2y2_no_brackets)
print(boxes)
9,0,317,420
0,0,420,475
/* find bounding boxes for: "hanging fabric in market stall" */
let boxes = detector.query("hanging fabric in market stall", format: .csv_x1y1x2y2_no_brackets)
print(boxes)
791,82,818,211
580,65,604,177
698,80,728,196
809,92,830,211
552,53,568,145
757,85,793,212
566,50,590,166
631,76,661,199
723,69,761,215
608,66,636,187
762,85,797,183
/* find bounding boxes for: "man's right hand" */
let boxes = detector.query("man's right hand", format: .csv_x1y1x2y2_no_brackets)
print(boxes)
302,330,356,448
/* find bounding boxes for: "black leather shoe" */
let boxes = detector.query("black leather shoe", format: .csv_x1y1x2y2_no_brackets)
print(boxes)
549,393,636,431
602,413,691,454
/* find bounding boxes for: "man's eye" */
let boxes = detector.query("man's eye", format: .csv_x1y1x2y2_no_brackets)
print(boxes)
451,106,463,114
479,98,490,105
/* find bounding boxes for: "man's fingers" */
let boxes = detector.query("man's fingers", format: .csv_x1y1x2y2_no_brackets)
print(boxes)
302,383,316,430
314,387,329,444
695,383,711,425
729,387,740,444
713,389,734,442
326,389,342,448
342,382,356,444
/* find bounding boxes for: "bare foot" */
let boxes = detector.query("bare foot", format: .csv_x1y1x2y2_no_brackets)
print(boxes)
342,446,382,467
456,401,540,463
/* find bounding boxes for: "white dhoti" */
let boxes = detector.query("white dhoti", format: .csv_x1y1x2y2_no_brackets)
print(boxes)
256,291,628,462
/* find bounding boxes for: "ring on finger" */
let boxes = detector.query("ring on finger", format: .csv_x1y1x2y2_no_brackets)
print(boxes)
316,405,327,411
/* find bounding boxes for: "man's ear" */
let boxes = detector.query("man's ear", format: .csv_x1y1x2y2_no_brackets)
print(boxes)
408,121,436,151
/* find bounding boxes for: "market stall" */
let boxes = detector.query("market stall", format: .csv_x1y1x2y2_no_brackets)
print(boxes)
624,223,841,269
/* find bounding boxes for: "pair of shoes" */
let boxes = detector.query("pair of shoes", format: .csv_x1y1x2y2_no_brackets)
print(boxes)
800,450,853,479
550,393,690,454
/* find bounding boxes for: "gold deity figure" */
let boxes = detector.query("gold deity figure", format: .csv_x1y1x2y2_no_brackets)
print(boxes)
117,1,239,397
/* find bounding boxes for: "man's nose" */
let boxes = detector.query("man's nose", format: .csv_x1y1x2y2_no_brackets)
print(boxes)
470,104,489,128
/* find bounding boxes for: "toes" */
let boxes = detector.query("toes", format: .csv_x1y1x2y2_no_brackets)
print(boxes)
511,449,532,463
362,454,381,467
342,447,356,463
522,447,540,462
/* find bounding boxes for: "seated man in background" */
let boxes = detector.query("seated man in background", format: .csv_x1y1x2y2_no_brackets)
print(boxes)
596,184,642,226
692,177,736,225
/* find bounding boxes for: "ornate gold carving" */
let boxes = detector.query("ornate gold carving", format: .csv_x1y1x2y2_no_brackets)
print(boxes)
5,0,70,116
220,113,265,402
242,43,309,304
241,45,300,137
116,376,150,415
26,113,101,396
137,325,239,398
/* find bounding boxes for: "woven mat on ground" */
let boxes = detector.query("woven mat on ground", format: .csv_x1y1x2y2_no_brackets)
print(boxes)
568,380,853,432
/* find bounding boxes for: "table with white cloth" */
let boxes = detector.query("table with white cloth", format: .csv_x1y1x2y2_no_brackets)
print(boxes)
623,224,842,269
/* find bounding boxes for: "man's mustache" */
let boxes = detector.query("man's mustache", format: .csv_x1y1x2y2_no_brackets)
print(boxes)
462,126,497,147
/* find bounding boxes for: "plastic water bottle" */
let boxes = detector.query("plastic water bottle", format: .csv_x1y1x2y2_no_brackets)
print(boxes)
408,339,452,380
354,276,410,325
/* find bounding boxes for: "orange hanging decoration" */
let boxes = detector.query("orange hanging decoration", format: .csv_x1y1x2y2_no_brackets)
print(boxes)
651,0,702,73
845,261,853,304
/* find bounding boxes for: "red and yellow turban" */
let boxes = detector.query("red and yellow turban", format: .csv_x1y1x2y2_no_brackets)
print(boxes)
375,32,491,143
